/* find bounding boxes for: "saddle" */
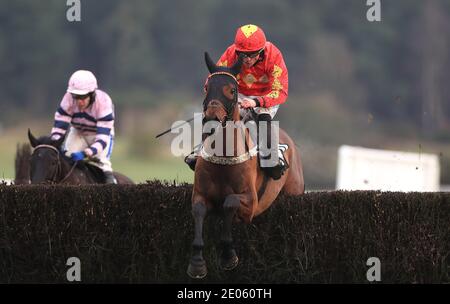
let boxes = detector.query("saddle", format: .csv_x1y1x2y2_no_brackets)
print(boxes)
75,160,107,183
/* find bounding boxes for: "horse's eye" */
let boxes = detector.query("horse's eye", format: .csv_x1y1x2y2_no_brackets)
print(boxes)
231,88,236,94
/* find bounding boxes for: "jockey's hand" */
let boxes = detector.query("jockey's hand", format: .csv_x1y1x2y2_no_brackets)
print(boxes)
70,151,86,161
83,148,94,157
50,134,62,141
240,97,257,109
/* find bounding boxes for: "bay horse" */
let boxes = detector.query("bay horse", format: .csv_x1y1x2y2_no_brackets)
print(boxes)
187,52,305,278
26,129,134,184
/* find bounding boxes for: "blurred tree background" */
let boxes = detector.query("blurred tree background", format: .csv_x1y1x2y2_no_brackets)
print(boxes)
1,0,450,187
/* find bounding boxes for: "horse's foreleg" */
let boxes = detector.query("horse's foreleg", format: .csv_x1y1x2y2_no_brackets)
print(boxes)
187,202,208,279
220,194,240,270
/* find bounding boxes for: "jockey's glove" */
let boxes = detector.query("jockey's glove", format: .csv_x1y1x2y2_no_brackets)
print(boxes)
71,151,86,161
50,134,62,141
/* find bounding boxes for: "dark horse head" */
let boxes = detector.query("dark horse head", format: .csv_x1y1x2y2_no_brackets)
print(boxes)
203,52,243,126
27,129,66,183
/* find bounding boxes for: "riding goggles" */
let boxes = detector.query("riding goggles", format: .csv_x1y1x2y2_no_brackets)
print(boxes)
71,93,90,100
235,49,263,58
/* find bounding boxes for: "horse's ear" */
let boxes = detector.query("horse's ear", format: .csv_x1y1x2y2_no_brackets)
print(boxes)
28,129,39,148
205,52,218,74
230,54,243,76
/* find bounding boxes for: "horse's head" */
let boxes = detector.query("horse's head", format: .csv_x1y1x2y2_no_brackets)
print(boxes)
28,129,65,183
203,52,243,126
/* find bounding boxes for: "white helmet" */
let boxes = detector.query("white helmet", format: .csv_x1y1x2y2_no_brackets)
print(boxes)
67,70,98,95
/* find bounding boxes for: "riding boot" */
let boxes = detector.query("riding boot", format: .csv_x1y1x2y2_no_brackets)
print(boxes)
104,171,117,184
258,113,286,180
184,152,197,171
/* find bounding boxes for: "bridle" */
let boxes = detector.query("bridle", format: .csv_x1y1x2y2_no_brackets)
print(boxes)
204,71,238,122
201,71,258,164
32,144,78,183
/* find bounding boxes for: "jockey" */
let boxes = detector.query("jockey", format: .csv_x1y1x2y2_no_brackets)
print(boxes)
50,70,117,184
186,24,289,180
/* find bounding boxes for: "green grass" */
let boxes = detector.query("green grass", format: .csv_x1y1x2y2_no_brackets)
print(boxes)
112,156,193,184
111,136,194,183
0,134,19,180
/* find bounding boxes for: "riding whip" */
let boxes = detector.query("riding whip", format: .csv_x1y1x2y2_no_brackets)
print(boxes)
155,113,204,138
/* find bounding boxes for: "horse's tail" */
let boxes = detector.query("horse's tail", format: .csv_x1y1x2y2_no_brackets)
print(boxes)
14,143,31,184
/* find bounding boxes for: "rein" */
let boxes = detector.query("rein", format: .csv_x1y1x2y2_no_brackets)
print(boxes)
32,144,78,183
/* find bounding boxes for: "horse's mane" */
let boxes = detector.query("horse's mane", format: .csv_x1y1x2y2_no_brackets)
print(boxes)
14,143,31,184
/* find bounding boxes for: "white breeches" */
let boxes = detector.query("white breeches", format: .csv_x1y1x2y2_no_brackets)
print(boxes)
63,127,114,172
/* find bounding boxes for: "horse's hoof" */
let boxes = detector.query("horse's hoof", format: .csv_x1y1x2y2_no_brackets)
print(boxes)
187,262,207,279
220,254,239,271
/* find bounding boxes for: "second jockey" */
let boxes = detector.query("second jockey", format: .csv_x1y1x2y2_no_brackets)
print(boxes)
50,70,117,184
